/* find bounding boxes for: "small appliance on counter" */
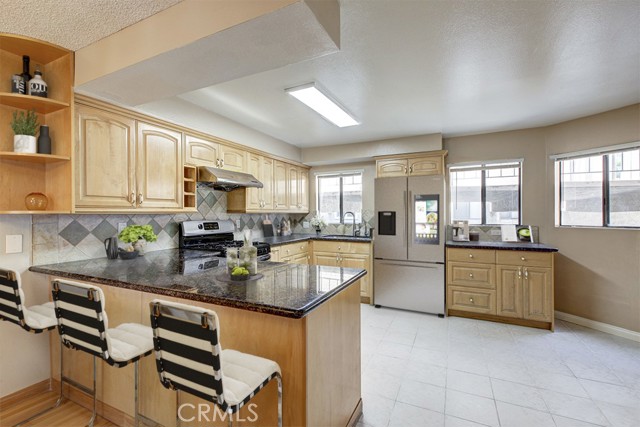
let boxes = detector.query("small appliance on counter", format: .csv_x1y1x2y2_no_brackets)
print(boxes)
451,220,469,241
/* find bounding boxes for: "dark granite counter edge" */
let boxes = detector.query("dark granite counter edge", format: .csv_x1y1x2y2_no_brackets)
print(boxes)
29,265,366,319
265,234,373,246
446,241,558,252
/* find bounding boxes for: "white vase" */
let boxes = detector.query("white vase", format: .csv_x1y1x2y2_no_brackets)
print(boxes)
14,135,37,153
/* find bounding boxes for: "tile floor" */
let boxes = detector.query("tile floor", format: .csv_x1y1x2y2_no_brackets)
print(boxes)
358,305,640,427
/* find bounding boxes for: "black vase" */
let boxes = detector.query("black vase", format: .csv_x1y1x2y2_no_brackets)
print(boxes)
37,125,51,154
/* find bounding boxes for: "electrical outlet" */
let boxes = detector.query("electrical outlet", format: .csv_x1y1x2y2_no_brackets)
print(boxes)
5,235,22,254
118,222,127,233
490,229,501,235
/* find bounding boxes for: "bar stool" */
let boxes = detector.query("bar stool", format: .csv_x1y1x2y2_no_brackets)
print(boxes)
149,299,283,427
51,279,154,427
0,268,61,427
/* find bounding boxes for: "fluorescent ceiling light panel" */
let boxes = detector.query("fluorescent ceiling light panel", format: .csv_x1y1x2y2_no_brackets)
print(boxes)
286,83,359,127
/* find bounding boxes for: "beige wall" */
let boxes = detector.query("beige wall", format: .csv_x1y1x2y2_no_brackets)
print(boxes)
302,133,442,165
444,104,640,333
0,215,51,398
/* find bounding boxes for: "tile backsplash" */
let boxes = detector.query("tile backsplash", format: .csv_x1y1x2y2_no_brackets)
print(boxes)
445,224,540,243
32,186,305,265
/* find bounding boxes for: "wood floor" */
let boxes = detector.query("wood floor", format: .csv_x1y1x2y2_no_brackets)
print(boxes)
0,388,116,427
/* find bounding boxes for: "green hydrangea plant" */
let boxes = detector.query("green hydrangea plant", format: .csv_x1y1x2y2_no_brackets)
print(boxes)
118,225,158,244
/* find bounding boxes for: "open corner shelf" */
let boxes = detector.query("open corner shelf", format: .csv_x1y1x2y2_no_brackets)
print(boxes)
0,151,70,163
0,92,70,114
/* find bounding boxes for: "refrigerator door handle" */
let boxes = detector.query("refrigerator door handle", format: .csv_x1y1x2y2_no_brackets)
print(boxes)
407,190,413,247
375,260,443,268
403,190,407,248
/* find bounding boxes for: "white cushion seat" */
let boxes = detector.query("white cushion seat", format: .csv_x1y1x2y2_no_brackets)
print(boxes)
221,349,281,406
107,323,154,363
23,301,57,330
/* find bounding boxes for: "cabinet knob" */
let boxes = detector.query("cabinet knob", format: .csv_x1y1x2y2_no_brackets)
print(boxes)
138,193,144,205
518,268,522,278
469,273,474,278
524,268,529,278
409,166,413,174
468,254,474,258
129,192,136,206
469,298,474,303
338,246,341,250
521,256,526,261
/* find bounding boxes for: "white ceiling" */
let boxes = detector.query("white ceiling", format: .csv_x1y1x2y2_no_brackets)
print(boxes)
0,0,181,51
4,0,640,149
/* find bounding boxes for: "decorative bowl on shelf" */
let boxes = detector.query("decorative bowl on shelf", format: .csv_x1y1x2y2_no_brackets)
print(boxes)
24,192,48,210
118,249,139,260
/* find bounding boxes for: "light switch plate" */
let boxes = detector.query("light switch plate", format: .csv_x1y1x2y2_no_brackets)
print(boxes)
6,235,23,254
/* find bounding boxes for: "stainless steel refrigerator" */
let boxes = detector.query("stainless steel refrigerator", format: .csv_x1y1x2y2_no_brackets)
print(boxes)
374,175,445,315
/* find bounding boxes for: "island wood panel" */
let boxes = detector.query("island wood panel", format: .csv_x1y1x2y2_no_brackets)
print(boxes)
47,277,362,427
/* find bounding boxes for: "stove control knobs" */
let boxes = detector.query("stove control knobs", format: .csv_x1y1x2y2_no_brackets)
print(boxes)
198,224,203,229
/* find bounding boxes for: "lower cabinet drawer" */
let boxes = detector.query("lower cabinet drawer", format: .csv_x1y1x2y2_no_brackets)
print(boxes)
447,286,496,315
447,262,495,289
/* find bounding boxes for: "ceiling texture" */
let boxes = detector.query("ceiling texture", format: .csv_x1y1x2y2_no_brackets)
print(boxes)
3,0,640,149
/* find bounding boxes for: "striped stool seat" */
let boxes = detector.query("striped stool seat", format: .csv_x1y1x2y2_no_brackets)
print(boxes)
0,268,57,332
52,280,154,427
150,299,283,427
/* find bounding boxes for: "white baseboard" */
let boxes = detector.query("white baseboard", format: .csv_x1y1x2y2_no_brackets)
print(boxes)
555,311,640,343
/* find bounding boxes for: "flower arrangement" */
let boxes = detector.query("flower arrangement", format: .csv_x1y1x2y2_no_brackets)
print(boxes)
310,214,326,232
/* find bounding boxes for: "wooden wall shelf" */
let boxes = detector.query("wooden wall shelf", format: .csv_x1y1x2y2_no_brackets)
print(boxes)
0,92,70,113
0,151,70,163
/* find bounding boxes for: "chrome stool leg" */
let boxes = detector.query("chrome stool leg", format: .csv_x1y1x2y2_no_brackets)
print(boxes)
13,340,65,427
87,355,97,427
277,373,283,427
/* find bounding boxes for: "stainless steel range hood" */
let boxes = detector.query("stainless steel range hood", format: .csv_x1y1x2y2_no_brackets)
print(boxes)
197,166,263,192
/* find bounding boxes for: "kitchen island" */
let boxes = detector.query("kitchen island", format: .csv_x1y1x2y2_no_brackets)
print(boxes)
30,249,365,427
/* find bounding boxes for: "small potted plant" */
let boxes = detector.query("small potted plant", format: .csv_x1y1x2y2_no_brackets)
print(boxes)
11,110,39,153
118,224,158,258
309,213,326,235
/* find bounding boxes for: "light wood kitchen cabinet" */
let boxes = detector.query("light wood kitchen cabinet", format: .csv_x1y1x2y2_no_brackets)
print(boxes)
312,240,373,303
277,241,310,264
76,102,184,211
184,134,245,172
274,160,288,210
298,168,309,213
447,247,555,330
375,150,447,178
1,34,74,213
136,122,182,209
227,154,275,213
289,164,300,211
76,105,136,209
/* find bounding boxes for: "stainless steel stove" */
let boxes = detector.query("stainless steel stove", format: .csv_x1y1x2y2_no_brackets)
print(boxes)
179,220,271,261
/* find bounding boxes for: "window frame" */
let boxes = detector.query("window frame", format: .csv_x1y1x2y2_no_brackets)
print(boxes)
554,143,640,229
315,170,363,225
448,160,523,225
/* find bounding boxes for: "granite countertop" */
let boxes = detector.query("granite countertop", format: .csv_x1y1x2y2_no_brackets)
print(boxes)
263,233,373,246
29,249,366,319
446,240,558,252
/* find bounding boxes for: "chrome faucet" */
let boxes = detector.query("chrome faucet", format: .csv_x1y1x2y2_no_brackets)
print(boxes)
343,211,357,236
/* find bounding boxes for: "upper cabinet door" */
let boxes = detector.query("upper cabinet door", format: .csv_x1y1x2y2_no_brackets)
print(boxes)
409,156,442,176
377,159,408,177
288,165,299,211
274,160,288,210
246,152,262,210
76,105,136,208
184,134,219,167
219,144,246,172
298,168,309,213
261,156,275,211
136,122,182,209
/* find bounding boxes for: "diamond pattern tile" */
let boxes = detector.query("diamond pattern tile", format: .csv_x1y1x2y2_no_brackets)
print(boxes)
59,221,90,246
205,192,216,208
148,219,162,235
165,221,179,237
91,220,117,242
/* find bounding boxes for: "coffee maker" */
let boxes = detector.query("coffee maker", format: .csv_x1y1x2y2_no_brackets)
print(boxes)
452,220,469,242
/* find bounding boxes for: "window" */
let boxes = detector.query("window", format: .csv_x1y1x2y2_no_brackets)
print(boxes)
556,146,640,227
450,161,521,225
316,172,363,224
